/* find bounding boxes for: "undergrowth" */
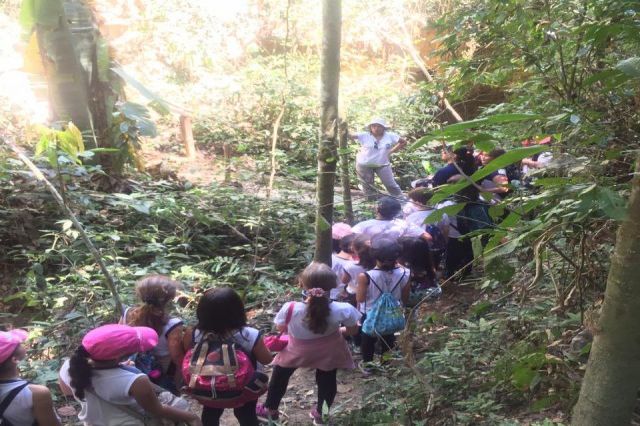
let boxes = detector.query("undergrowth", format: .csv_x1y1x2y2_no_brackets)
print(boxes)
0,154,314,386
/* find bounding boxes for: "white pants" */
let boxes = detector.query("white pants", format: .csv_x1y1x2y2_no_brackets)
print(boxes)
356,163,403,200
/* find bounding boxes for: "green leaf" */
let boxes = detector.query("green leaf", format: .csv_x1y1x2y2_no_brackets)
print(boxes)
96,38,110,83
616,57,640,78
431,146,546,204
112,67,186,115
424,202,466,224
116,102,157,137
410,113,541,150
19,0,36,33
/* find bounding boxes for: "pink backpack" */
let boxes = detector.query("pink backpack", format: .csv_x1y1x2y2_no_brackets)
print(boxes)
182,332,268,408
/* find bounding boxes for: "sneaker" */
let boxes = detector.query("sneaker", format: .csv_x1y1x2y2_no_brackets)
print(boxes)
256,403,279,422
309,408,326,425
358,360,374,377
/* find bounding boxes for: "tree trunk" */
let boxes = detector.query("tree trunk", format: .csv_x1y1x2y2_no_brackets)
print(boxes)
35,0,92,136
180,115,196,159
314,0,341,265
572,156,640,425
338,121,354,225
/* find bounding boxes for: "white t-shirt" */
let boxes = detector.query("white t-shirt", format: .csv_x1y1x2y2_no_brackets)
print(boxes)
331,254,353,299
402,202,421,218
59,359,147,426
274,301,361,340
192,327,261,356
352,218,424,240
343,262,366,294
436,200,461,239
355,132,400,167
123,308,183,359
0,380,35,426
522,151,553,175
406,209,450,230
361,267,410,313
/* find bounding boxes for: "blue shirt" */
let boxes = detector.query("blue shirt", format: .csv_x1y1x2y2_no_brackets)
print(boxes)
433,164,458,187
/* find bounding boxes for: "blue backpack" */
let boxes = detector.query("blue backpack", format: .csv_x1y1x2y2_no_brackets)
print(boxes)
361,271,407,337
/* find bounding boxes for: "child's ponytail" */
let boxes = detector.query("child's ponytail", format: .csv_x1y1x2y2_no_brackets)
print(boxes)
299,263,337,335
128,275,180,333
68,345,93,400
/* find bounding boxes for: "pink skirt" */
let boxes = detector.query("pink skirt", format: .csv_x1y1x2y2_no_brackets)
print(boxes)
272,331,355,371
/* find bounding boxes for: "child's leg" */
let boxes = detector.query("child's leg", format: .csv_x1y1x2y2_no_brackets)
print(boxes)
315,369,338,413
360,333,377,362
264,366,297,410
233,399,259,426
201,406,224,426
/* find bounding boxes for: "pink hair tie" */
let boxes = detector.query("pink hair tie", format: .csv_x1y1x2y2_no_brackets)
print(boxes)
307,288,326,298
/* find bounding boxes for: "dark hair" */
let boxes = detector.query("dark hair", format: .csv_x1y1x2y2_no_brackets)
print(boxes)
398,237,436,281
332,237,341,253
0,347,18,374
370,237,401,270
408,188,434,206
68,346,93,400
299,263,336,335
128,275,180,334
339,234,356,254
196,287,247,335
454,147,479,200
488,148,506,160
377,197,401,220
454,147,477,175
353,234,376,269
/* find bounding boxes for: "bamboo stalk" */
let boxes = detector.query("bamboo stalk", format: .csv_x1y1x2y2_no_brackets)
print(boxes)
2,136,124,315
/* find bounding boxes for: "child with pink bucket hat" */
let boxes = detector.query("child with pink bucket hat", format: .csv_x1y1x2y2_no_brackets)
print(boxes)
58,324,201,426
0,329,60,425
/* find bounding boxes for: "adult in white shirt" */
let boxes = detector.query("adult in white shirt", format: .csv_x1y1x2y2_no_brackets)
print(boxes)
350,118,407,200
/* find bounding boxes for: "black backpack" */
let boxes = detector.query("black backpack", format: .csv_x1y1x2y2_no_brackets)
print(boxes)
0,381,30,426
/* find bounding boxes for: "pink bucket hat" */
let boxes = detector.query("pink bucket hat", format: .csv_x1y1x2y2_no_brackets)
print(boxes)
332,222,353,240
82,324,158,361
0,329,28,364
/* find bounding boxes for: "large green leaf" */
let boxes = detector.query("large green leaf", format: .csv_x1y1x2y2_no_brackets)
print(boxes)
431,146,546,204
411,113,541,150
616,57,640,78
116,102,157,137
111,67,185,116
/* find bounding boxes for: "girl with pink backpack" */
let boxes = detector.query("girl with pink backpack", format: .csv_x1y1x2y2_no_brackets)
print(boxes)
256,263,361,425
181,288,273,426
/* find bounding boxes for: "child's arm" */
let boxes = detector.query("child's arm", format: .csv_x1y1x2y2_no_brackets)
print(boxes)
182,326,193,352
167,325,186,384
58,374,74,397
130,375,201,426
400,281,411,306
30,385,61,426
252,337,274,365
356,272,368,304
340,325,360,336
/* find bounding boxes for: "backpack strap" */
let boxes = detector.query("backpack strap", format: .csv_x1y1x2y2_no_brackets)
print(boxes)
0,381,29,419
389,270,407,294
284,302,295,329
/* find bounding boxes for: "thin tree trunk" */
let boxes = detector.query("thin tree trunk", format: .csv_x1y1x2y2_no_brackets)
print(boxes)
314,0,341,265
572,156,640,425
2,136,124,316
180,115,196,159
338,121,354,225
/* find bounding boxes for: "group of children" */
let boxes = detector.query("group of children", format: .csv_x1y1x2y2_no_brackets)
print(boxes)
0,244,413,426
0,134,554,426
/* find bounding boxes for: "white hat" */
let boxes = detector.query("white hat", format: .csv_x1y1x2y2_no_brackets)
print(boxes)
368,118,387,128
